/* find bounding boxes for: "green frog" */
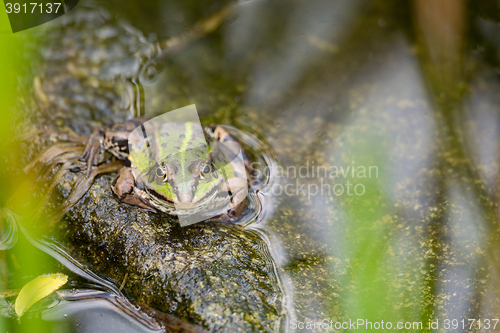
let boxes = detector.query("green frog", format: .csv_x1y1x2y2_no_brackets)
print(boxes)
82,118,252,222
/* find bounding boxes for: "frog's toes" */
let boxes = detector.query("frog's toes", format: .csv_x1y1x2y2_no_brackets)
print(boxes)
25,142,83,174
206,124,233,142
82,128,107,177
111,168,135,199
229,196,249,218
111,167,156,212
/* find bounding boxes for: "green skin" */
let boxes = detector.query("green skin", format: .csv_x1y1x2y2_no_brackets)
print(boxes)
84,119,250,221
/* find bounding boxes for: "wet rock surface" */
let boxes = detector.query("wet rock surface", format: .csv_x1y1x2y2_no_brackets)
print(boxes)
35,5,160,132
61,175,284,332
24,0,500,330
28,5,285,332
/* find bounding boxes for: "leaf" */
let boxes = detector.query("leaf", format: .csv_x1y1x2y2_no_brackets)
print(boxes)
15,273,68,317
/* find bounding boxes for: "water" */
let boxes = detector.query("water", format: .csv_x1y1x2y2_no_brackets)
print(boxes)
0,209,162,331
43,290,163,332
3,0,500,331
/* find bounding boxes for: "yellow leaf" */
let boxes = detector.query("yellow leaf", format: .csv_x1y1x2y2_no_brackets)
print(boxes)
15,273,68,317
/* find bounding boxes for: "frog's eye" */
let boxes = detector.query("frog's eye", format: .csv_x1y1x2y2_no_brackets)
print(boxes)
156,167,166,179
200,164,212,179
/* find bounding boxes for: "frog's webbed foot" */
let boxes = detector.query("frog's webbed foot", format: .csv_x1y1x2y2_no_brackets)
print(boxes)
220,177,249,220
111,167,157,212
21,129,88,144
47,161,125,227
82,127,109,178
25,142,87,224
25,142,84,175
39,161,85,209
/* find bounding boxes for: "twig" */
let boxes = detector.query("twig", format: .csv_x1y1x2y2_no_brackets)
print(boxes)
158,3,236,59
119,273,128,291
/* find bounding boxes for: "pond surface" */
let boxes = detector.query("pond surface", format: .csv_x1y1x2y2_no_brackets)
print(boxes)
3,0,500,332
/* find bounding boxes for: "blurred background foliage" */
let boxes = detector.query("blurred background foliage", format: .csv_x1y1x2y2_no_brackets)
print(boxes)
3,0,500,332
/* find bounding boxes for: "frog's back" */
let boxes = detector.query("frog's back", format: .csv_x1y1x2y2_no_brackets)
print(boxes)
153,121,209,162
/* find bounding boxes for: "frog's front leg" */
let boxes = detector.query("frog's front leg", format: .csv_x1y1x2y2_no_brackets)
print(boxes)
83,118,148,177
111,167,157,212
206,124,253,172
220,177,249,220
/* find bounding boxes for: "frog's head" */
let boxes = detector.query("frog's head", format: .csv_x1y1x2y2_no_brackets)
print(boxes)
143,154,225,210
127,121,233,213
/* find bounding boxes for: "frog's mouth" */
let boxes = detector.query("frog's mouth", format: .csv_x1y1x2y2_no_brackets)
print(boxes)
173,191,217,210
146,178,223,211
172,179,222,209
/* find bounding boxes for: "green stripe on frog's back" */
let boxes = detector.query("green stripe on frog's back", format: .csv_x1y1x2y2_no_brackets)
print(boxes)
178,121,193,183
180,122,193,152
157,122,210,183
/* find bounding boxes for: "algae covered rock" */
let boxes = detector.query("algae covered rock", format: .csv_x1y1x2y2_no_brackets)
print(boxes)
29,4,286,332
60,175,284,332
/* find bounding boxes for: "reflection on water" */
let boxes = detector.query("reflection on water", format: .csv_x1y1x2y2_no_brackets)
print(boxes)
44,290,163,332
4,0,500,331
